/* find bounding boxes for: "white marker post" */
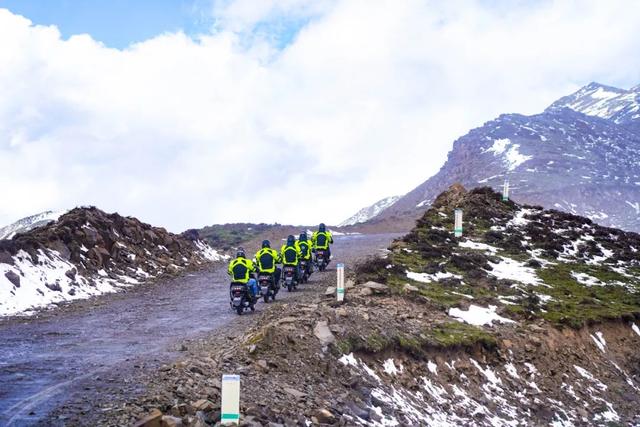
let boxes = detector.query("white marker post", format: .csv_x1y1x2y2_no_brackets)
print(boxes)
221,374,240,425
502,178,510,201
336,263,345,302
454,209,463,238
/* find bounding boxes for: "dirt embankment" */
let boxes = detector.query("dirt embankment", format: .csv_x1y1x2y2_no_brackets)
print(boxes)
98,267,640,427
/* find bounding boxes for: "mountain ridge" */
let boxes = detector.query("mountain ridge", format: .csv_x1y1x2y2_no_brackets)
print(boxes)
373,81,640,232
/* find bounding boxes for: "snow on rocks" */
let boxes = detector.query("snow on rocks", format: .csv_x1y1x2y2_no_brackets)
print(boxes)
590,332,607,353
383,359,402,375
0,249,130,316
486,256,541,286
195,240,228,261
448,304,515,326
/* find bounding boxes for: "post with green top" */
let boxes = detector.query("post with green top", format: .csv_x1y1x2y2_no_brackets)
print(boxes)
221,374,240,425
336,263,345,302
454,209,463,238
502,177,510,201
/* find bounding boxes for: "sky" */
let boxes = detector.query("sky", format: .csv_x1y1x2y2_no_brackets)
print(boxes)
1,0,640,232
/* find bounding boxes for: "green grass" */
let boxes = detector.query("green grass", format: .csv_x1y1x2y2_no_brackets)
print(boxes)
536,263,640,328
335,321,496,357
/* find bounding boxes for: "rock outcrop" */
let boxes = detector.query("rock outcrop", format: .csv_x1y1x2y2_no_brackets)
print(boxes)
0,207,225,316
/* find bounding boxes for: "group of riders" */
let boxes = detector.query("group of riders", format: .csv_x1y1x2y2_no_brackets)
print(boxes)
227,223,334,311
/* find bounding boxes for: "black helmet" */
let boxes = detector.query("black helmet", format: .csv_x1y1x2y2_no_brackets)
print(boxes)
236,248,246,258
287,235,295,245
262,240,271,248
319,223,326,232
299,232,307,241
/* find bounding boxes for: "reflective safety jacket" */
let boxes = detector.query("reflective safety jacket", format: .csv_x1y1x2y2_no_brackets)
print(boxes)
228,257,255,283
296,239,312,260
280,244,301,266
312,231,333,250
255,247,280,273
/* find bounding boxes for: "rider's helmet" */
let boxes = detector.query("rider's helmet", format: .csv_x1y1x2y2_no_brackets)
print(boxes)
299,232,307,241
286,235,296,246
262,240,271,248
236,248,246,258
319,223,326,232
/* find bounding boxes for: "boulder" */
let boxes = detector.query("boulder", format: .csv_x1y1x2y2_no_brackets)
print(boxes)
362,281,389,294
313,321,335,347
191,399,215,412
133,409,163,427
161,415,183,427
314,409,336,424
4,270,20,287
325,286,336,296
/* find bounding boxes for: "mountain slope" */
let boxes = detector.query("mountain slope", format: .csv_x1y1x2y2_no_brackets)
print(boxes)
339,196,401,226
376,82,640,232
0,207,225,316
0,210,67,240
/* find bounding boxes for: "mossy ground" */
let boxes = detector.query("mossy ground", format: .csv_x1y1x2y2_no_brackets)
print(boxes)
335,321,496,356
356,187,640,330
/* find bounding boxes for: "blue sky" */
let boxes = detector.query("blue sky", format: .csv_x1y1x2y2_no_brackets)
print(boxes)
0,0,214,48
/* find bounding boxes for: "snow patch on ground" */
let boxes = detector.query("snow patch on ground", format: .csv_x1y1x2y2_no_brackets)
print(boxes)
459,240,499,254
632,323,640,337
407,271,462,283
486,257,541,285
448,304,515,326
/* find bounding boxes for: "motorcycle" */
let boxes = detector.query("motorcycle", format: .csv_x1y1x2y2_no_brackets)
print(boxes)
282,265,297,292
258,273,278,303
299,259,310,283
315,250,328,271
229,282,256,315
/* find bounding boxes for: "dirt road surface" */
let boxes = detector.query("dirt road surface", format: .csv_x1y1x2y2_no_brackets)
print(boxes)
0,233,398,426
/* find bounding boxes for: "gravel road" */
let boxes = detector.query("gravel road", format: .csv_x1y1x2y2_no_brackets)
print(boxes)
0,233,398,426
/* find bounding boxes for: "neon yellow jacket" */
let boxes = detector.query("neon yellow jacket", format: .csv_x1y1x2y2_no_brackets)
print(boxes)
295,240,313,260
254,247,280,273
280,244,301,266
228,257,255,283
312,231,333,250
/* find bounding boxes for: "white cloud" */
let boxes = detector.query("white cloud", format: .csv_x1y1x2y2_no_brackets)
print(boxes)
1,1,640,231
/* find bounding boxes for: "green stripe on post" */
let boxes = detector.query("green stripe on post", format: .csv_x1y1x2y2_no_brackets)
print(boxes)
221,413,240,420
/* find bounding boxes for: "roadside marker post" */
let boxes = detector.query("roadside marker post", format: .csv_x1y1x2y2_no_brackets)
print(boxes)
337,263,345,302
221,374,240,425
502,178,510,201
454,209,463,238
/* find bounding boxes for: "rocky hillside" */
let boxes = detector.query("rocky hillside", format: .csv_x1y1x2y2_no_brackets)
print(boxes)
0,207,225,316
0,210,67,240
339,195,400,227
375,82,640,232
119,185,639,426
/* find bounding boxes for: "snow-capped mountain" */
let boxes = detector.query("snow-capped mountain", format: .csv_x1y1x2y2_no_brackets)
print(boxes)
375,82,640,232
0,210,67,240
548,82,640,128
339,195,401,226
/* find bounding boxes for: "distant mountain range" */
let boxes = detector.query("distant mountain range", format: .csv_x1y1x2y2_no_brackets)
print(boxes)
368,81,640,232
0,210,68,240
